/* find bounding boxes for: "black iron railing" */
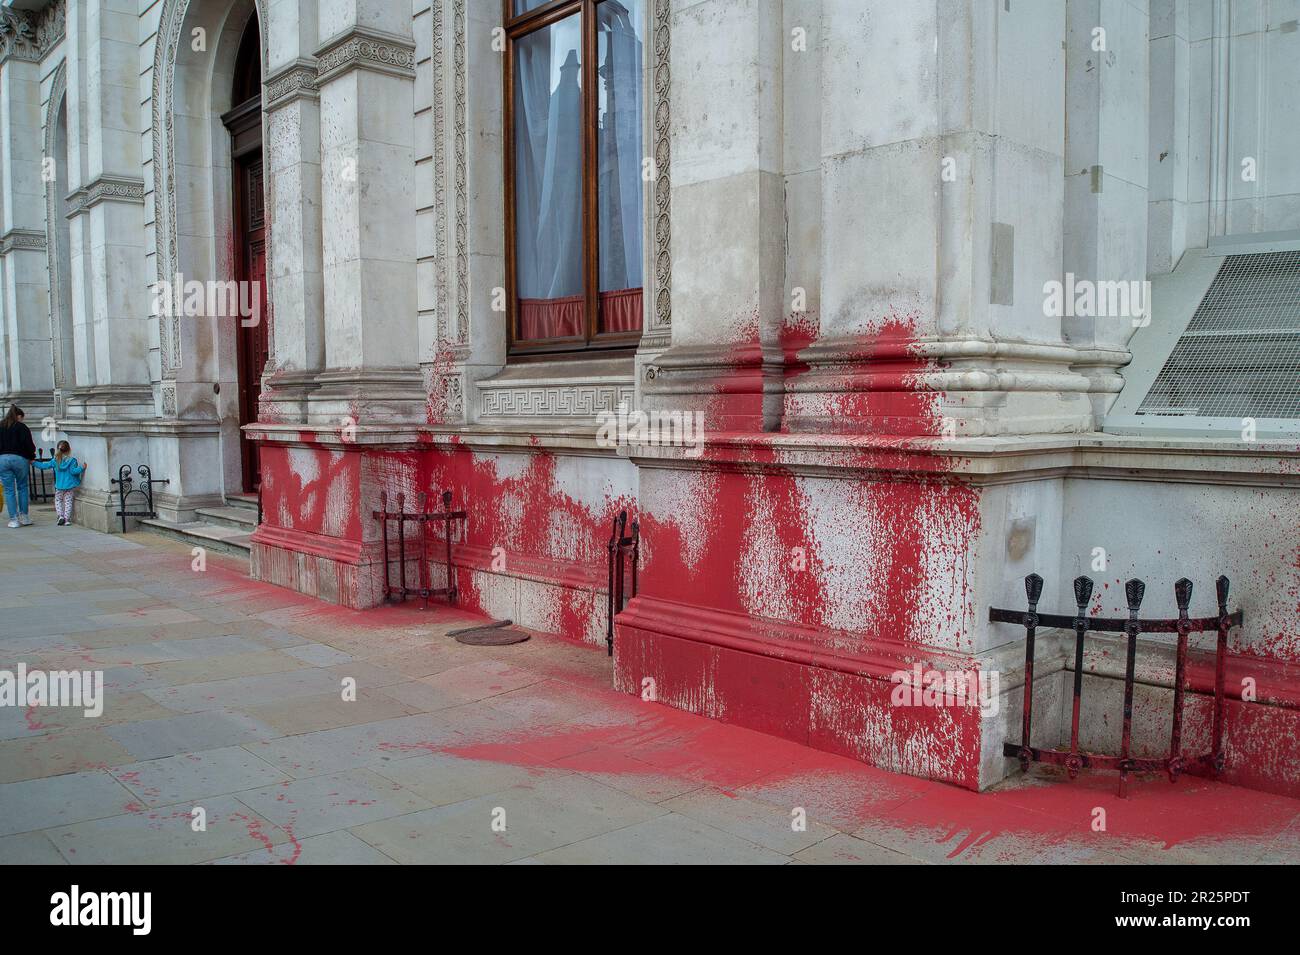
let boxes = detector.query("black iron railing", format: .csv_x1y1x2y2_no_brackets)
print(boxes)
605,510,639,656
28,447,56,504
373,490,466,609
111,464,169,533
990,573,1243,797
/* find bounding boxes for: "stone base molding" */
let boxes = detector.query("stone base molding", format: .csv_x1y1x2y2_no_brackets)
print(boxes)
0,389,55,422
61,385,156,421
640,342,784,432
307,367,428,424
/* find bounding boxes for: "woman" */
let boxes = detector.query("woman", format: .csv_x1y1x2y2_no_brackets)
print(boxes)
0,404,37,528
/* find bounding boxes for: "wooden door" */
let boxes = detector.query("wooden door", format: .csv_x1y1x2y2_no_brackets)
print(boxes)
235,154,267,493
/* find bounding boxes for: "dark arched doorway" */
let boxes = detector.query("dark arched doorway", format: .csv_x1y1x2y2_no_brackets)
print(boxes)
221,13,266,493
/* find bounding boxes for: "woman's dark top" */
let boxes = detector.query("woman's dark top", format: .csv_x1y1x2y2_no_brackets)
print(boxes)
0,421,36,460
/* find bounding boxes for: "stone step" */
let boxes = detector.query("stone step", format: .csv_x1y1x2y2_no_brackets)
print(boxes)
194,505,259,531
138,517,253,559
224,493,260,512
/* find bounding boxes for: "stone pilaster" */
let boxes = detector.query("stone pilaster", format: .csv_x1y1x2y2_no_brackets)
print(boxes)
639,0,786,432
64,0,151,418
309,4,423,423
779,0,1115,439
261,0,325,422
1064,0,1149,428
0,45,53,419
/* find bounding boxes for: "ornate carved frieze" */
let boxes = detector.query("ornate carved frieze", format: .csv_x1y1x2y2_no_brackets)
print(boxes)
442,374,464,420
651,0,672,333
0,228,46,254
64,175,145,218
432,1,449,344
0,1,64,64
452,1,468,346
160,381,177,418
153,0,190,378
265,59,318,110
480,383,635,419
315,27,416,85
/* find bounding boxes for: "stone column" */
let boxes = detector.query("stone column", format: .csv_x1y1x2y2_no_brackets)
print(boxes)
61,0,155,531
250,0,422,604
69,0,151,418
261,0,325,421
309,0,422,423
63,0,95,409
1147,0,1188,276
1064,0,1149,417
640,0,786,431
0,49,53,420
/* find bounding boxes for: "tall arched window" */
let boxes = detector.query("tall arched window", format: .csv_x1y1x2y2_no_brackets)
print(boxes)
504,0,646,355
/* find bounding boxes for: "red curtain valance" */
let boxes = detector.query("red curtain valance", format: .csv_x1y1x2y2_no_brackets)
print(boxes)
599,287,642,333
518,295,584,340
517,287,643,341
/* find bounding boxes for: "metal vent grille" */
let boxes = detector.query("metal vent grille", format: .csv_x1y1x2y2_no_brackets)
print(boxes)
1137,251,1300,420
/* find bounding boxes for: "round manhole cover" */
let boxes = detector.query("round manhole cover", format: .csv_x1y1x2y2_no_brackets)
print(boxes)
454,627,530,646
448,620,529,646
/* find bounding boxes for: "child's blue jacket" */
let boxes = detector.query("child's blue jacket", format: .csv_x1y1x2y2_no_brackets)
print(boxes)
33,456,85,491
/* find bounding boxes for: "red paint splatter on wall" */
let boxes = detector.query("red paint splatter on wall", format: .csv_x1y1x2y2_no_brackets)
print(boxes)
418,443,636,644
613,309,986,786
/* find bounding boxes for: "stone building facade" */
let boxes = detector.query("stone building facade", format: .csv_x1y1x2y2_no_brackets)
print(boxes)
1,0,1297,797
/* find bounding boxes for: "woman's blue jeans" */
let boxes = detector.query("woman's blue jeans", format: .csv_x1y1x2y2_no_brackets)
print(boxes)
0,454,29,519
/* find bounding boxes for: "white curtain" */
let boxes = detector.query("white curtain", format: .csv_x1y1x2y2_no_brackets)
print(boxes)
515,25,582,304
598,0,644,294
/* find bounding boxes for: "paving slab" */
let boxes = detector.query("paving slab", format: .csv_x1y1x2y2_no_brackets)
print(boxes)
208,829,398,865
105,710,280,761
240,690,420,736
110,746,291,808
659,788,840,855
233,768,434,839
281,643,356,667
791,833,925,865
350,775,667,865
0,831,68,864
0,728,135,784
372,753,571,807
0,771,138,836
44,795,291,865
528,811,789,865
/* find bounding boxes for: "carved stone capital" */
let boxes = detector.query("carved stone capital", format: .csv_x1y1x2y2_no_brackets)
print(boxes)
65,175,145,218
0,2,64,65
265,58,318,110
0,228,47,254
315,26,416,85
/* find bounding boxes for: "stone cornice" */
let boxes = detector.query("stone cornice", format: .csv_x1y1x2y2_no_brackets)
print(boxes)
0,228,46,254
0,1,64,65
265,58,319,110
314,26,416,85
65,175,145,218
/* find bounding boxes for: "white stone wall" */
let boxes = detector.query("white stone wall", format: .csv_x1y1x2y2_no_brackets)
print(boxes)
1149,0,1300,275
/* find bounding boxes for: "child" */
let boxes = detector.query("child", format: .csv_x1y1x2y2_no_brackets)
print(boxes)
34,440,86,526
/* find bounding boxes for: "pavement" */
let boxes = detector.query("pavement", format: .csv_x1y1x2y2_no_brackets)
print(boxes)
1,503,1298,865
